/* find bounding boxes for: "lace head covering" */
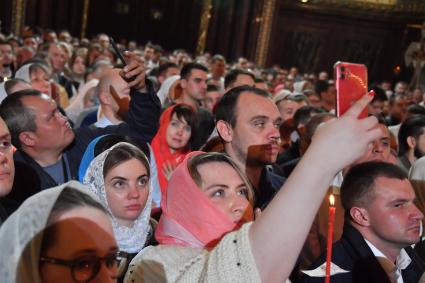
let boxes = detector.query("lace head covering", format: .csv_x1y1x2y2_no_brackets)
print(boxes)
78,134,109,182
0,181,99,283
83,142,152,253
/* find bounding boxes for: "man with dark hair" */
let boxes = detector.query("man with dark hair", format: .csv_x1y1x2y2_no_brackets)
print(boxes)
216,85,284,209
386,94,409,126
368,86,388,117
208,54,226,91
156,62,179,85
0,56,160,206
173,62,213,149
315,80,336,112
397,115,425,172
293,106,325,130
0,40,14,80
224,69,255,91
203,84,221,114
254,77,268,90
300,161,424,283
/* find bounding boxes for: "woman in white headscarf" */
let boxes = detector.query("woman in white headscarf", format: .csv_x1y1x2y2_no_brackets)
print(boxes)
83,142,153,256
14,61,69,107
156,75,180,105
0,180,126,283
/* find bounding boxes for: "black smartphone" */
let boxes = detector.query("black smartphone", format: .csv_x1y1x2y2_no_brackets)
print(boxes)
110,37,127,66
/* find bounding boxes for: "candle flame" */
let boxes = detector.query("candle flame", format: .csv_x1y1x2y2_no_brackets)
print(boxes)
329,194,335,206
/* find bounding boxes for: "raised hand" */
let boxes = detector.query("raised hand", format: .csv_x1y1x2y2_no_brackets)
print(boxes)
307,91,382,176
121,51,146,91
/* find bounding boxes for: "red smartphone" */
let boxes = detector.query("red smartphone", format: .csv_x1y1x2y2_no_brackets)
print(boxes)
334,61,368,118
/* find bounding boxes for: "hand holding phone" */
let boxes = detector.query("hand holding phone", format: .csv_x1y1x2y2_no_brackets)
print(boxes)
110,37,141,85
110,37,127,66
334,61,368,118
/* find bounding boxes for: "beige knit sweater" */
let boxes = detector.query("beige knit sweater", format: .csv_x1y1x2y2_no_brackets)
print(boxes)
124,222,262,282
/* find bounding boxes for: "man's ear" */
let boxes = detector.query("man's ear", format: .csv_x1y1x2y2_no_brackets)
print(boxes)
180,78,187,89
19,132,36,147
350,206,370,227
407,136,417,149
216,120,233,143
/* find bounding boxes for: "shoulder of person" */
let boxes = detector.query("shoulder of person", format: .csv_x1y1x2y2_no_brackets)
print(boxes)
124,245,205,283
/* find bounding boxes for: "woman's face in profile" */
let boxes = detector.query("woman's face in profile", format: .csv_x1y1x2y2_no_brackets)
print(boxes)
197,161,254,224
40,207,118,283
104,158,150,227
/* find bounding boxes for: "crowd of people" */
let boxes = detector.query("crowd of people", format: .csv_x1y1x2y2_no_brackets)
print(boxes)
0,28,425,282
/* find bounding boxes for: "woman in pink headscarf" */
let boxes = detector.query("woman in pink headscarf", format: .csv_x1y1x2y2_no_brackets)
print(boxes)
124,94,382,283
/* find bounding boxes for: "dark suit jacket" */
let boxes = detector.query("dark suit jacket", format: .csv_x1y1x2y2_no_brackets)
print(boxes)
297,223,425,283
6,81,161,215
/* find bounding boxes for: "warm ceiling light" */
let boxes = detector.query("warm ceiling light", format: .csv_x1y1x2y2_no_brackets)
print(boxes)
301,0,309,3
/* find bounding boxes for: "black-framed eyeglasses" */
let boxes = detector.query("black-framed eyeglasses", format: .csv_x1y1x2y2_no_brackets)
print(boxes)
39,251,130,283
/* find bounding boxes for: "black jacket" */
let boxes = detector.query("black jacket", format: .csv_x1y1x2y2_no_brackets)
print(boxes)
7,82,160,211
297,223,425,283
255,166,286,210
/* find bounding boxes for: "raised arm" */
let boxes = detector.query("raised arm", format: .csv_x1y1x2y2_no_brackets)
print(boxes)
73,52,160,161
248,92,382,282
120,52,161,144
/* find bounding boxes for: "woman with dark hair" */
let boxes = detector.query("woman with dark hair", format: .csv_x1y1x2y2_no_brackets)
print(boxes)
68,53,87,90
0,181,127,282
150,103,197,206
83,142,153,257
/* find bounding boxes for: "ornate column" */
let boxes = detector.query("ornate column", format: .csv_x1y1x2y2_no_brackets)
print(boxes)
255,0,277,67
196,0,212,55
11,0,26,36
81,0,90,39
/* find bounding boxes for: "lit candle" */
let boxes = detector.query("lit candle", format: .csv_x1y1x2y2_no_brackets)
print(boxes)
325,194,336,283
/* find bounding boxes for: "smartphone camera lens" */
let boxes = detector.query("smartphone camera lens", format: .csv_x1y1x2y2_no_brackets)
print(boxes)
340,66,345,79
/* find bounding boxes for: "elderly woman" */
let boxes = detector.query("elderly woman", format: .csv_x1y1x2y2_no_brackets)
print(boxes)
125,93,381,282
14,61,69,107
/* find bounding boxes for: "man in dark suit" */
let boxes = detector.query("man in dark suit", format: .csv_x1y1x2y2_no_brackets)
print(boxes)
299,161,425,283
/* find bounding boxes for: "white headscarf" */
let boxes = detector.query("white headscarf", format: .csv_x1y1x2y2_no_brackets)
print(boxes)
293,80,308,93
65,78,99,123
156,75,180,105
0,81,7,103
14,63,33,83
0,181,98,283
83,142,152,253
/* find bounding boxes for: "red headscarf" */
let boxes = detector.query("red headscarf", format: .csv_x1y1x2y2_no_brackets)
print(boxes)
155,151,238,249
151,104,191,199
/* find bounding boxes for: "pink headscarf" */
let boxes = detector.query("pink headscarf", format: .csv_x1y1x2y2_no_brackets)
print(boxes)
155,151,239,249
